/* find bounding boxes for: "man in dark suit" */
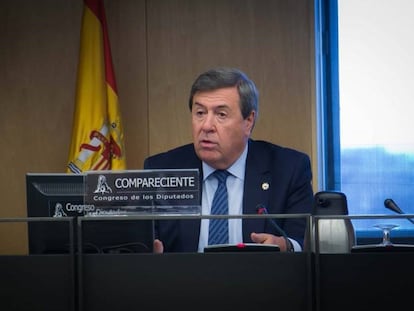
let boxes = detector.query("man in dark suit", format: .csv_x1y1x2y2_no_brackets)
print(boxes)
144,67,314,253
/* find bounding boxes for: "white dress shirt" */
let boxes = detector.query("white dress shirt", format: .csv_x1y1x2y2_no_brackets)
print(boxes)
197,145,247,252
197,144,301,252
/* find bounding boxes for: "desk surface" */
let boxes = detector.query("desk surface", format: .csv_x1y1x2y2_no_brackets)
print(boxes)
316,252,414,311
2,252,414,311
0,255,75,311
80,252,312,311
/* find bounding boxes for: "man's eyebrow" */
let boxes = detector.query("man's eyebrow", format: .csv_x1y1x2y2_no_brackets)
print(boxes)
215,104,230,109
193,102,228,107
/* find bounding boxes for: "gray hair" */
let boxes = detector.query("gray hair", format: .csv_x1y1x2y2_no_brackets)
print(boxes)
188,67,259,121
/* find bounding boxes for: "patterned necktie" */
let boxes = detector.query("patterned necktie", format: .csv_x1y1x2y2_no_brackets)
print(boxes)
208,170,230,245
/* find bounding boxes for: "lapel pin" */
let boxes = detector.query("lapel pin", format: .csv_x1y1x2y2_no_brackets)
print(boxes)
262,182,269,190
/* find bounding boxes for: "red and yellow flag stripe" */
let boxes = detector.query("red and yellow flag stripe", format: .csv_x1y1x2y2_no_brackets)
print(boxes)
67,0,126,173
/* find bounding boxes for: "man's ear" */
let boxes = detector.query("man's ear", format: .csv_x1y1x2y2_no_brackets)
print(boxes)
245,110,256,134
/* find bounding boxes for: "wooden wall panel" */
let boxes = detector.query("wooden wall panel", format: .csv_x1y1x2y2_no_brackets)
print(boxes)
146,0,314,157
105,0,148,170
0,0,83,254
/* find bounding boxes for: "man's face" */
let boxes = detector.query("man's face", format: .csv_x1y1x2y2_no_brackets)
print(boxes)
191,86,255,169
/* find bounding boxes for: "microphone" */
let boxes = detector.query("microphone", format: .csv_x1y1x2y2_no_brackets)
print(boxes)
256,204,293,251
384,198,414,225
384,198,403,214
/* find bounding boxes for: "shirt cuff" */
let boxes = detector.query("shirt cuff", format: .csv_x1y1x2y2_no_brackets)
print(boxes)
288,238,302,252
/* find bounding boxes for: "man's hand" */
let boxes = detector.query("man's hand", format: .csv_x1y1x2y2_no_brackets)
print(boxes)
250,232,290,252
153,239,164,253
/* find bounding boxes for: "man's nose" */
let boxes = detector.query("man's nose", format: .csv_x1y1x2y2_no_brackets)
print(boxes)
201,113,216,131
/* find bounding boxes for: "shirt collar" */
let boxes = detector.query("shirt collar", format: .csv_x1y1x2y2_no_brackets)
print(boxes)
202,143,248,181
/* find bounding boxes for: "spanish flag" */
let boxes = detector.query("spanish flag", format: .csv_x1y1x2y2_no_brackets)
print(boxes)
67,0,126,173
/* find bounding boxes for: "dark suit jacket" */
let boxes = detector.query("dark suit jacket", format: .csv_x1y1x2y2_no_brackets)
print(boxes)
144,139,314,252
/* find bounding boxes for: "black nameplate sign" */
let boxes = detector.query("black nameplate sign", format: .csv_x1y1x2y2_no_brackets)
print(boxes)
83,169,200,215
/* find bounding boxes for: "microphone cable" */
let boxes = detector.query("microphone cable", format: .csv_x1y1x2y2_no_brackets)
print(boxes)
256,204,293,252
